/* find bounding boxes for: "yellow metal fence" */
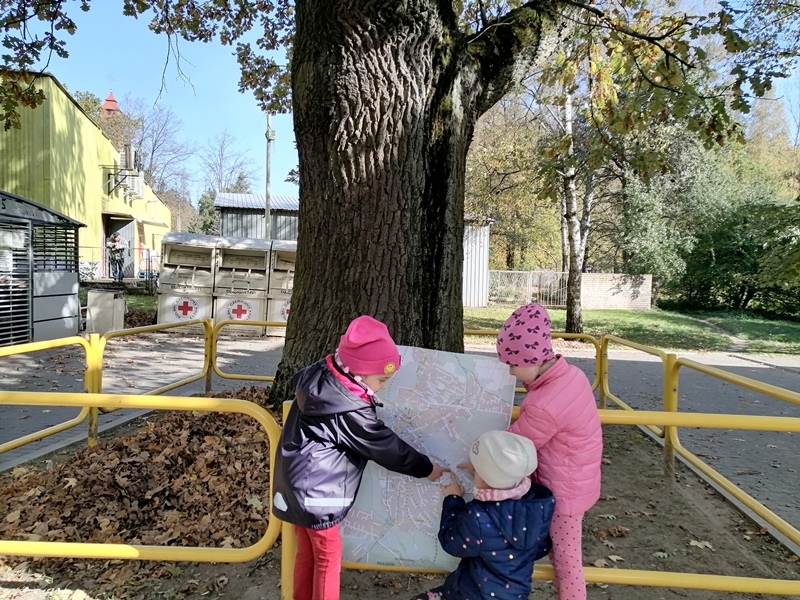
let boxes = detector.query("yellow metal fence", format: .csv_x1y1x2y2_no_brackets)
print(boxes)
1,319,799,596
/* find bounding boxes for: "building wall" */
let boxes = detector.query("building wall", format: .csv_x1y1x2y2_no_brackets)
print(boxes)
463,224,490,307
0,74,171,275
581,273,652,310
219,208,299,241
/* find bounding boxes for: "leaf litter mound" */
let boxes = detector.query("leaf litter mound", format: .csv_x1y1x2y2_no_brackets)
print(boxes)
0,386,278,597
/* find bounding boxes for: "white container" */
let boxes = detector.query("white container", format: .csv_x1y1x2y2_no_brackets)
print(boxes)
268,270,294,297
86,289,126,335
213,295,266,336
157,293,213,328
266,298,291,337
215,237,271,297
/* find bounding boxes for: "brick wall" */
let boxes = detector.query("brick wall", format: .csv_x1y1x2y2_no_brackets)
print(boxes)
581,273,652,310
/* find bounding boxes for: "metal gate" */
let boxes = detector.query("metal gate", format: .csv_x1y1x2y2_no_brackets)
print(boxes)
0,221,32,346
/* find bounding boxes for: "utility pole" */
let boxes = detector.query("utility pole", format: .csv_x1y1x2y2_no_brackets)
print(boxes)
265,113,275,240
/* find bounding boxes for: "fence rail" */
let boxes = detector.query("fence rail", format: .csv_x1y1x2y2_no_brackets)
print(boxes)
1,321,799,596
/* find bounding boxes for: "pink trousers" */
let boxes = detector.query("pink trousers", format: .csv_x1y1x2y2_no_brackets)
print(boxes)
293,524,342,600
549,512,587,600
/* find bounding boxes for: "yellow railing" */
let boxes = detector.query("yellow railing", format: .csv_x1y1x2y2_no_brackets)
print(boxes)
664,357,800,548
280,403,800,598
97,319,214,396
0,336,94,454
0,391,282,562
3,321,800,596
210,320,283,384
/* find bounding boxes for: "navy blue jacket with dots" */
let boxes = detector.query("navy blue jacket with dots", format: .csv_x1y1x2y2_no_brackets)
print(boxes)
438,482,555,600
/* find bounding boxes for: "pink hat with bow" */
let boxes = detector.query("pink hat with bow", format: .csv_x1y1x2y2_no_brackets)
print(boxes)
496,303,555,367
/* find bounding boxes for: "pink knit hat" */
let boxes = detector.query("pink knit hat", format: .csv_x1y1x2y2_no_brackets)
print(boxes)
337,315,401,376
496,303,555,367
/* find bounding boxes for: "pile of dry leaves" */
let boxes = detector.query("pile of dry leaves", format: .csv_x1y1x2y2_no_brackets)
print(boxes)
123,308,157,329
0,386,278,596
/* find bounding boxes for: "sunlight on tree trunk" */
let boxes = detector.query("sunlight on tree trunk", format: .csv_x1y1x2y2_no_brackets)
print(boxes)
561,91,583,333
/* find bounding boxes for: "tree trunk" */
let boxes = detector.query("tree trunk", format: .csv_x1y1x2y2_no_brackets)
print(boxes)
562,92,583,333
560,192,569,273
272,1,570,403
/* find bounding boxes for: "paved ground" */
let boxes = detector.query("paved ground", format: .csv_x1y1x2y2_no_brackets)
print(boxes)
1,332,798,541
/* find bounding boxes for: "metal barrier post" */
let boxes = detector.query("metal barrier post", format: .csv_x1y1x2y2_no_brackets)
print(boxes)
205,319,215,393
86,333,102,447
598,336,609,410
281,401,296,600
662,353,678,478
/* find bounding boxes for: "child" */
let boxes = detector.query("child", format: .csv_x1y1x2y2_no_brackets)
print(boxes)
272,315,448,600
411,430,555,600
496,302,603,600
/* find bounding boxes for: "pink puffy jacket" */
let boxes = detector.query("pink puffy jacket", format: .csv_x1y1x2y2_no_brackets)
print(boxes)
509,355,603,515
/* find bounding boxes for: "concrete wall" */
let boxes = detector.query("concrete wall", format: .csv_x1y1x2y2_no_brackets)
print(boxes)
581,273,652,310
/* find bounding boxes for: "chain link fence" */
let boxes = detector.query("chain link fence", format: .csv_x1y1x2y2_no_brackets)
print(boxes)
488,270,568,307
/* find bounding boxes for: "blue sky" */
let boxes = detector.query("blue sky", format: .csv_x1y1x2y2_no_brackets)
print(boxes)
47,3,298,203
37,3,800,205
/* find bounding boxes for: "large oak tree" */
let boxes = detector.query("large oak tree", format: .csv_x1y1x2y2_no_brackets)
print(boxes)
2,0,796,402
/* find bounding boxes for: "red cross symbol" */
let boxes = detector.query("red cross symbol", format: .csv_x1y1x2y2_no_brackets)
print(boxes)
231,303,249,319
177,301,194,316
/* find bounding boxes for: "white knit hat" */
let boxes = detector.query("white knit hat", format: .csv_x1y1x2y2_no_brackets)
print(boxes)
469,431,538,490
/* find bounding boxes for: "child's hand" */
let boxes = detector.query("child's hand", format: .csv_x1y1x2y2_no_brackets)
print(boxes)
427,463,450,482
456,461,475,477
442,476,464,497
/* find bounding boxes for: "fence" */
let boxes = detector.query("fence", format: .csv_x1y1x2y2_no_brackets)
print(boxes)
78,245,161,283
488,270,568,307
1,320,799,596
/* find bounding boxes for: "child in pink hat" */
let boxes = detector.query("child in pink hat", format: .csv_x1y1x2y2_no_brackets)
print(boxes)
496,303,603,600
273,315,448,600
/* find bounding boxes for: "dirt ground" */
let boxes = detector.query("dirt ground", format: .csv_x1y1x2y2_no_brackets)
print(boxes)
1,415,799,600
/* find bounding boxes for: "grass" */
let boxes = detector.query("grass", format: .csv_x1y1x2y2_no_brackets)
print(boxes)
82,286,798,356
464,306,734,352
124,293,158,311
688,311,800,355
78,288,157,311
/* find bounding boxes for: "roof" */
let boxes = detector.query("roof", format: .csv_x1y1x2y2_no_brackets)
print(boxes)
214,193,299,212
0,190,85,228
162,232,220,248
101,91,120,114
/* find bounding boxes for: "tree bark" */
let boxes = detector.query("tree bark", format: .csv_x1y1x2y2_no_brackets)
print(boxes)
272,0,570,403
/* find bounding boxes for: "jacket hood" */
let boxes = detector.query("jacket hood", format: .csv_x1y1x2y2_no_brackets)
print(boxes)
488,483,555,549
293,360,375,417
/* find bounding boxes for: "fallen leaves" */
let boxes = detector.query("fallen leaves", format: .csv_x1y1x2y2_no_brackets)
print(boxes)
690,539,714,551
597,525,630,538
0,386,279,596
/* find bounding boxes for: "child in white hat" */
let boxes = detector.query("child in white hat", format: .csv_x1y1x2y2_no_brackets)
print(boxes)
410,430,555,600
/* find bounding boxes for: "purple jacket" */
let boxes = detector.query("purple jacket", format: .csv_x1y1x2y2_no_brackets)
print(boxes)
509,356,603,515
271,358,433,529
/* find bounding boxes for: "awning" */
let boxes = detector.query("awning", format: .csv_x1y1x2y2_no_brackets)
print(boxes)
138,219,169,227
102,211,134,220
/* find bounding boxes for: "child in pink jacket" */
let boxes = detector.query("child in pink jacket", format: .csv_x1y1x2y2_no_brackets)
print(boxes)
496,303,603,600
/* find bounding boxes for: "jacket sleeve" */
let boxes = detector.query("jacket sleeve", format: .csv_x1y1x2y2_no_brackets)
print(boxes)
336,409,433,478
437,496,482,558
509,400,558,448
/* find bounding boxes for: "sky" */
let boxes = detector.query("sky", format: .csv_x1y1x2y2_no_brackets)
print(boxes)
34,2,800,204
46,3,298,204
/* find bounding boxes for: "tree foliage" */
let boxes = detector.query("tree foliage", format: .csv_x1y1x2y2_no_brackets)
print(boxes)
465,99,561,270
1,0,798,135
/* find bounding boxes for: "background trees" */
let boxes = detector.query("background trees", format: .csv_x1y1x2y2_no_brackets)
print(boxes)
2,0,800,403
